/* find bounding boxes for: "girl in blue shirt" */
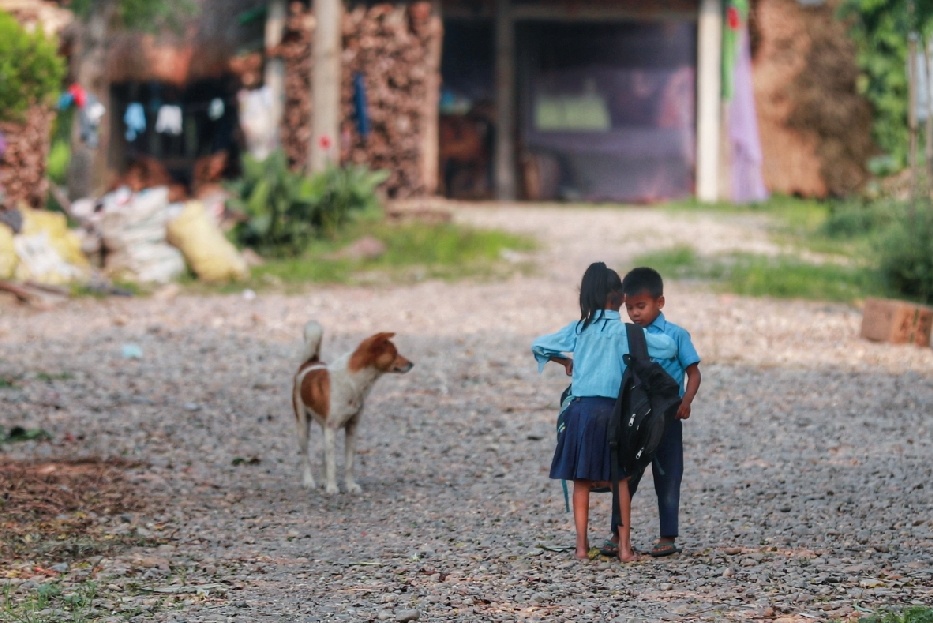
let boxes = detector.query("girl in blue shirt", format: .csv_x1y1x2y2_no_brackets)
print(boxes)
532,262,676,562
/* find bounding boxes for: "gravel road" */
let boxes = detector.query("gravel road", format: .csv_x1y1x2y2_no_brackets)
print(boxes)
1,205,931,622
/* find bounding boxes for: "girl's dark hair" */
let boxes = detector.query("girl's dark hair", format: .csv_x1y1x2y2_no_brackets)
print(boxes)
578,262,623,331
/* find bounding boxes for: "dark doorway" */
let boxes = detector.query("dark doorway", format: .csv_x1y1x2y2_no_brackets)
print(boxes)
439,19,495,199
516,20,697,202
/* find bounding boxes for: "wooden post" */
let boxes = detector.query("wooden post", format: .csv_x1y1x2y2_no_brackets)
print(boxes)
421,1,443,195
494,0,516,201
310,0,342,173
696,0,722,202
908,32,919,203
925,37,933,181
67,0,116,199
265,0,287,147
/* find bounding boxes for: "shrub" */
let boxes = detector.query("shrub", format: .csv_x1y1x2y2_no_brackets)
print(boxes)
0,11,65,122
874,205,933,304
227,151,388,257
822,198,906,238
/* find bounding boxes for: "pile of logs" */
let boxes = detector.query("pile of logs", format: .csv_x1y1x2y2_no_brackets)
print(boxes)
0,107,56,210
278,2,440,199
278,1,316,172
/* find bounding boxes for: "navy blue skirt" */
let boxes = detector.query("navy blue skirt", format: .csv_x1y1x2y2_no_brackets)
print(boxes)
549,396,615,482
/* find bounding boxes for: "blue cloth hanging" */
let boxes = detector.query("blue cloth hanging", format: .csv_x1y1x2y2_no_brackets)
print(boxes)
124,103,146,141
57,92,74,111
353,72,371,138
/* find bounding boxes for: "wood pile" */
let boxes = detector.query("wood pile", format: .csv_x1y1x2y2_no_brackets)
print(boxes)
278,1,315,171
278,2,441,199
0,107,56,210
753,0,872,197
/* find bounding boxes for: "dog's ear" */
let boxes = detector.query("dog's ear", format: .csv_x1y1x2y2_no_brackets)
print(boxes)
371,332,395,342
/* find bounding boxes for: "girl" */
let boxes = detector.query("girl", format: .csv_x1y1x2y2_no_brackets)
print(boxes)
531,262,676,562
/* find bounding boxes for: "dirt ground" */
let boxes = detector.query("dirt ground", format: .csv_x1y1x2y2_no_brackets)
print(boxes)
1,204,931,622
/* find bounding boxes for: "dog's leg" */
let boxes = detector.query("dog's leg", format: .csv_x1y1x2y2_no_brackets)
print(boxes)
296,408,316,489
343,419,362,494
323,425,340,494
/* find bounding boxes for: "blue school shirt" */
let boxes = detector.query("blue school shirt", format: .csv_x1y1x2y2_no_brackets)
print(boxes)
644,312,701,396
531,310,677,399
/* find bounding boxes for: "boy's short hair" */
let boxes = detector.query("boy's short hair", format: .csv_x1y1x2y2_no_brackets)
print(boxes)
622,267,664,298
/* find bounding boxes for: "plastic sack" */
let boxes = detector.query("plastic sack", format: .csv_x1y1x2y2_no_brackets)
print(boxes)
166,200,248,283
19,207,89,270
0,224,17,279
12,208,89,284
13,231,86,284
98,187,185,284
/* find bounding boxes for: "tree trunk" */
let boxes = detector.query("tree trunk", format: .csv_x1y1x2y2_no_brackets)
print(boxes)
67,1,116,199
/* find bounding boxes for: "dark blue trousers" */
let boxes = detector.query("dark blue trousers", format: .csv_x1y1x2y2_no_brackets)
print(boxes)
611,418,683,539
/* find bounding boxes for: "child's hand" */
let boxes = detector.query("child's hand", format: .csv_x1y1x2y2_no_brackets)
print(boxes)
676,400,692,420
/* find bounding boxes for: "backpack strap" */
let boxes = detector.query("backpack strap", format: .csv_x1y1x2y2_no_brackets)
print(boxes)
625,322,649,362
610,324,648,513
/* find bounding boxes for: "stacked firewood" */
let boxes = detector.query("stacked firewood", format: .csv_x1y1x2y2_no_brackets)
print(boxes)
278,1,316,172
0,107,55,210
342,3,439,199
277,2,440,199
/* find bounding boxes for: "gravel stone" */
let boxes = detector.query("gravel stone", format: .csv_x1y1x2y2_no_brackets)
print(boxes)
1,205,931,622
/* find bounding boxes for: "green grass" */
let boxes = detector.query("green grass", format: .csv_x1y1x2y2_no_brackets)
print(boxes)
634,245,884,303
2,582,98,623
637,196,903,303
186,214,536,293
1,579,180,623
853,607,933,623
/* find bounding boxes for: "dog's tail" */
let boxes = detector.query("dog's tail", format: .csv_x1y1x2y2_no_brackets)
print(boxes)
301,320,323,364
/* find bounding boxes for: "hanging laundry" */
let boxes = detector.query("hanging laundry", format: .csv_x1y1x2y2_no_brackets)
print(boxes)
353,72,371,138
57,92,74,110
155,105,183,135
208,98,225,121
728,12,768,204
79,94,106,148
721,0,747,101
124,102,146,141
67,84,87,108
237,87,277,160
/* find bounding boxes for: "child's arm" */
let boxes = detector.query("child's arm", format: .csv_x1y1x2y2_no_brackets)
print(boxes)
676,363,701,420
531,322,576,372
548,355,573,376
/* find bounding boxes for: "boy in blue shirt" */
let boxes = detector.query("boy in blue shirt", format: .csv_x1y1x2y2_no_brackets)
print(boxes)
604,267,702,557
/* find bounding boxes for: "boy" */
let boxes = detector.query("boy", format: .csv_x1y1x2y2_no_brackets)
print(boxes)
604,267,701,557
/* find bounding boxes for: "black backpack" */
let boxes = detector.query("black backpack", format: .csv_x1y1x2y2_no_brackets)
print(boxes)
608,324,682,483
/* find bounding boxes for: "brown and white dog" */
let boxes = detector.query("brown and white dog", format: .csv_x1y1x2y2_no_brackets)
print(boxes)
292,321,413,494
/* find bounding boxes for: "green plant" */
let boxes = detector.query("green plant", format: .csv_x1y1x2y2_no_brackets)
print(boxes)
821,197,906,238
856,606,933,623
2,581,101,623
0,11,66,122
230,220,535,290
839,1,933,170
227,151,389,257
874,205,933,303
46,109,75,187
632,246,880,303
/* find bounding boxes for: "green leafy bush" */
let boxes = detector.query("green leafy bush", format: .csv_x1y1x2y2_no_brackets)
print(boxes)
857,606,933,623
227,151,388,257
821,197,906,238
0,11,65,122
874,205,933,304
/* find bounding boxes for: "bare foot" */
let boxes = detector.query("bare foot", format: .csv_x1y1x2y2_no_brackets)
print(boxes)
618,544,637,563
575,542,590,560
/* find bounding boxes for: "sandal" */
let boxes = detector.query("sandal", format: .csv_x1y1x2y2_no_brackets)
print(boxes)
649,541,682,557
598,539,619,557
